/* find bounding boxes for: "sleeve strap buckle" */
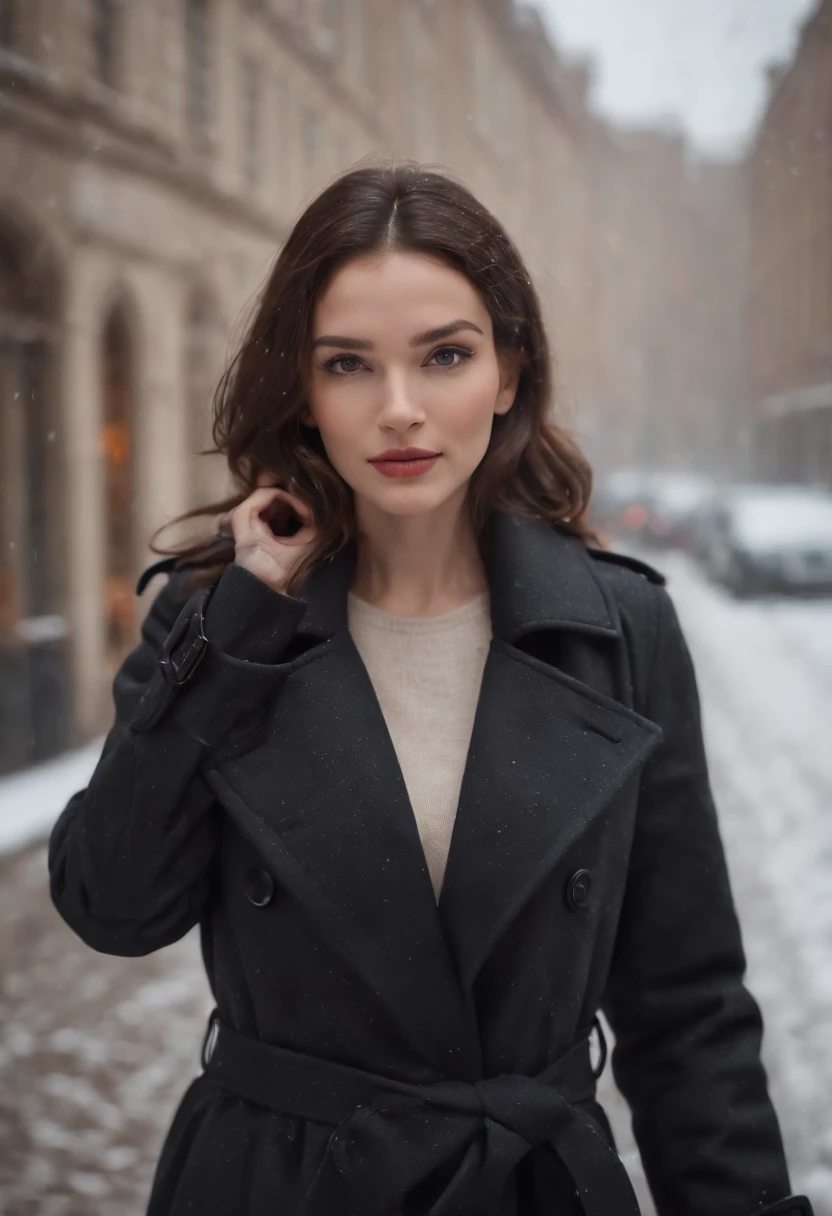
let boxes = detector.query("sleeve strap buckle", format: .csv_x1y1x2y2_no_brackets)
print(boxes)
159,587,211,687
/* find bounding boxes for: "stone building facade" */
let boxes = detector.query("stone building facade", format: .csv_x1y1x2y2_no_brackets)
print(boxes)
586,124,695,474
0,0,597,774
585,119,750,482
746,0,832,486
686,159,750,478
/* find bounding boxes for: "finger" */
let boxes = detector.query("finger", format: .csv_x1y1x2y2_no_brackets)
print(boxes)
229,491,276,543
233,487,314,543
248,487,289,510
233,487,289,530
269,488,314,526
255,489,315,538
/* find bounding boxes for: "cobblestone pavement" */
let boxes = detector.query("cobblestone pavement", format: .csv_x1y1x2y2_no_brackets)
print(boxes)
2,553,831,1214
0,843,212,1215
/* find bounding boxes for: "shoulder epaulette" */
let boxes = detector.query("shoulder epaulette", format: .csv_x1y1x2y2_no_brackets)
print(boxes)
135,556,180,596
588,548,667,586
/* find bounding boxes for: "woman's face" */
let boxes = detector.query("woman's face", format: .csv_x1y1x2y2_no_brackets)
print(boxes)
305,251,517,521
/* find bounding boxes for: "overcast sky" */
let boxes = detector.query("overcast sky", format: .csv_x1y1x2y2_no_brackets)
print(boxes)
530,0,818,156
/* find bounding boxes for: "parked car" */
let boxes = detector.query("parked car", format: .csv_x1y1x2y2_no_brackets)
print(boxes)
700,484,832,597
591,470,660,544
641,473,714,550
592,469,713,550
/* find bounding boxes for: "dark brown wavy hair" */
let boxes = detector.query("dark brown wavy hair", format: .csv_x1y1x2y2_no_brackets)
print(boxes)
153,161,595,594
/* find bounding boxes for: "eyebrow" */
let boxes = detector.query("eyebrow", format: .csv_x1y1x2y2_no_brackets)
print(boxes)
310,319,484,352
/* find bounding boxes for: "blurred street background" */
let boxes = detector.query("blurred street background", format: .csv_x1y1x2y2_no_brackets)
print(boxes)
1,0,832,1212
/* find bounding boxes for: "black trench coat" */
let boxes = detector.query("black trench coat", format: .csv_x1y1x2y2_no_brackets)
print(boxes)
49,512,811,1216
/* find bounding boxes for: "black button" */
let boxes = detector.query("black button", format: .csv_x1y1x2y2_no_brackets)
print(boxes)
242,867,275,908
566,869,592,910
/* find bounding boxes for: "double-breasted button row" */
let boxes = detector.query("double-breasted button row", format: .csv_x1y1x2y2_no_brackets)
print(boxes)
565,869,592,910
245,866,591,911
243,868,275,907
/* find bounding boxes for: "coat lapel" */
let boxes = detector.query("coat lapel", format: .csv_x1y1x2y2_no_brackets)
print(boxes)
438,640,661,989
438,515,663,989
208,547,479,1077
209,516,662,1058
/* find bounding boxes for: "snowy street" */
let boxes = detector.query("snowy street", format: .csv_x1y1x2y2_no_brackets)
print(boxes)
600,552,832,1213
2,552,831,1214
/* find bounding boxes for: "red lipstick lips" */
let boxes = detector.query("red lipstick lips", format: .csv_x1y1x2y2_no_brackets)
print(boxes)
369,448,441,479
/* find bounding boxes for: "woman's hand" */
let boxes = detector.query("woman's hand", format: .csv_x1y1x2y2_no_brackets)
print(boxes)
219,487,316,595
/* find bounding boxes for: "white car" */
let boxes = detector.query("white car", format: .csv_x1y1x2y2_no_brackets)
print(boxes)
702,485,832,596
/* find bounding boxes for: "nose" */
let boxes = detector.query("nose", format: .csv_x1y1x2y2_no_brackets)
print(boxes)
377,367,425,433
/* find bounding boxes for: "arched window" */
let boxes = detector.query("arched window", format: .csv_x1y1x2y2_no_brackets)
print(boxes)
0,220,67,774
186,0,212,148
100,303,136,675
92,0,121,89
186,291,225,507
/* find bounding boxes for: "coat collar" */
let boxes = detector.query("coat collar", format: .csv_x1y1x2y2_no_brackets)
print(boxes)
294,511,621,644
208,510,658,1077
481,512,620,642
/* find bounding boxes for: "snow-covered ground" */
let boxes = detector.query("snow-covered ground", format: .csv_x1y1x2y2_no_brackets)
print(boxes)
0,842,212,1215
1,551,831,1213
597,551,832,1213
0,739,104,855
655,552,832,1208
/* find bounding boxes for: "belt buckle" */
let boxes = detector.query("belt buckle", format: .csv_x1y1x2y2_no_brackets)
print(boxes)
201,1009,220,1070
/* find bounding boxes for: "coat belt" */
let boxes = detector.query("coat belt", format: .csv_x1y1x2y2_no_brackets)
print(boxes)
201,1012,641,1216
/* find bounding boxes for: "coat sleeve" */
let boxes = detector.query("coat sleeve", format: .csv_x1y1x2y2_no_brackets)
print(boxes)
601,585,811,1216
48,562,306,957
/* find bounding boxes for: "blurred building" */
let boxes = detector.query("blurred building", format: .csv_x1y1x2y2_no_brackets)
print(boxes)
586,124,695,473
0,0,597,773
746,0,832,487
687,159,750,477
585,122,748,481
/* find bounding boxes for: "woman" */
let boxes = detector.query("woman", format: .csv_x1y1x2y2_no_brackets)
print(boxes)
49,165,811,1216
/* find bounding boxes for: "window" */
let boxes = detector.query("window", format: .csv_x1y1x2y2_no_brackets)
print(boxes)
0,222,69,774
100,304,137,676
92,0,120,89
242,56,261,187
186,0,212,148
273,74,292,205
0,0,17,49
186,293,224,507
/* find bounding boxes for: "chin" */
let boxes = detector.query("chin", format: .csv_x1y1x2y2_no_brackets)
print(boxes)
358,479,467,519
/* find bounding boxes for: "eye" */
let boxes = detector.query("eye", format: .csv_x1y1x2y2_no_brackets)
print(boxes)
322,354,365,375
426,345,473,369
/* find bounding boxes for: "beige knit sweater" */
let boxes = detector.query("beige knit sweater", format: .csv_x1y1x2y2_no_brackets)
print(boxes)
347,591,492,900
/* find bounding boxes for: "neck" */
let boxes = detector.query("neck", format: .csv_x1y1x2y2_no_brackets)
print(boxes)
351,490,488,617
